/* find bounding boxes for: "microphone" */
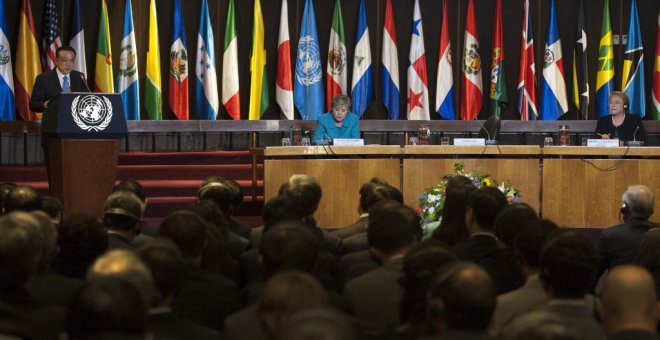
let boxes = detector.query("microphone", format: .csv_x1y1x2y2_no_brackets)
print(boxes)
626,126,642,146
479,119,498,145
633,126,639,142
79,73,92,93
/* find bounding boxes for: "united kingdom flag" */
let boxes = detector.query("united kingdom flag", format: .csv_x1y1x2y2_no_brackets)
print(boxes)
41,0,61,70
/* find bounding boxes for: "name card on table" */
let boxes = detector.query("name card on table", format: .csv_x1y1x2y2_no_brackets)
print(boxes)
453,138,486,146
333,138,364,146
586,139,619,147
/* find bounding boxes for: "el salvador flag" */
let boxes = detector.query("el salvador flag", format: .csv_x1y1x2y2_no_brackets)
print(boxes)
0,0,14,121
294,0,324,120
117,0,139,120
195,0,219,120
540,0,568,120
351,0,373,118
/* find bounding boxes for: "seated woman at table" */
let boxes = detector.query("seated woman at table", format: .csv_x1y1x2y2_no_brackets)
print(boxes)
595,91,646,143
312,94,360,144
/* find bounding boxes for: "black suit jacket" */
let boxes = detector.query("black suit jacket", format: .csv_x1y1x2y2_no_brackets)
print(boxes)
598,217,655,275
29,69,88,112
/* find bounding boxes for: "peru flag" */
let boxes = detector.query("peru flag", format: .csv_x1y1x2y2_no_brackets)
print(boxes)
460,0,483,120
276,0,293,119
407,0,430,120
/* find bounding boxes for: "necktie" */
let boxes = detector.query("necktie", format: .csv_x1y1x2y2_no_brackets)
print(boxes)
62,75,69,92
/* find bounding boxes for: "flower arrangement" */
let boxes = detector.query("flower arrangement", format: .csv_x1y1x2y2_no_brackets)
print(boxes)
416,162,521,224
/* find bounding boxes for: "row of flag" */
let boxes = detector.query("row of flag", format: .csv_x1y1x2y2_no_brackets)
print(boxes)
0,0,658,122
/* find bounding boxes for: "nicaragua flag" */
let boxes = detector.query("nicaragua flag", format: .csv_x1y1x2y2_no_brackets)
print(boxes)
294,0,324,120
540,0,568,120
69,0,86,75
621,0,645,117
351,0,374,118
435,0,455,120
407,0,430,120
117,0,139,120
0,0,15,121
381,0,399,120
195,0,219,120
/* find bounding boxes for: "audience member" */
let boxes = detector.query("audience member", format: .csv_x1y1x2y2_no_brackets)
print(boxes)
501,313,580,340
333,177,390,240
275,308,357,340
503,230,605,340
598,185,655,276
422,262,497,340
199,176,252,239
158,209,242,331
102,191,145,250
493,203,539,248
113,179,157,239
495,219,558,329
599,265,659,340
137,238,221,340
40,195,64,226
633,228,660,294
431,175,476,246
0,182,16,214
56,214,109,279
3,185,41,213
343,201,421,338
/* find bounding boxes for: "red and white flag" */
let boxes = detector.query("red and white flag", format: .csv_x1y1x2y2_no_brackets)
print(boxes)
326,0,347,111
407,0,430,120
276,0,293,119
460,0,483,120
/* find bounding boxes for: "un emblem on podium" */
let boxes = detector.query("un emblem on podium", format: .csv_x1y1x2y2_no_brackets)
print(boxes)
71,95,113,132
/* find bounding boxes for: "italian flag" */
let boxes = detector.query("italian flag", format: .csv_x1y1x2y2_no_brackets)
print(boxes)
222,0,240,120
326,0,346,110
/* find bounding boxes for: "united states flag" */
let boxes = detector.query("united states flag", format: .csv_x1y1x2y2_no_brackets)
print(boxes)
41,0,61,70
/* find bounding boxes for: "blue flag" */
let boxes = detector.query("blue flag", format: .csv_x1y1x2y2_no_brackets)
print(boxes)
381,0,399,120
0,0,14,121
351,0,373,118
195,0,219,120
294,0,324,120
540,0,568,120
622,0,645,117
117,0,139,120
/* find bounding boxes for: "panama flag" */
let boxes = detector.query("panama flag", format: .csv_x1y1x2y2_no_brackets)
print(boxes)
169,0,189,120
276,0,294,120
117,0,139,120
621,0,645,117
595,0,614,117
381,0,399,120
15,0,41,121
294,0,324,120
461,0,482,121
248,0,269,121
517,0,538,120
195,0,218,120
222,0,240,120
407,0,430,120
351,0,374,118
653,11,660,120
435,0,455,120
94,0,113,93
0,0,15,121
146,0,162,120
326,0,347,111
69,0,87,75
489,0,508,117
540,0,568,120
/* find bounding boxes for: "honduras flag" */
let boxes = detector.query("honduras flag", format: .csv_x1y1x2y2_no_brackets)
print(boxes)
622,0,645,117
195,0,219,120
351,0,374,118
381,0,399,120
540,0,568,120
294,0,324,120
0,0,15,121
117,0,139,120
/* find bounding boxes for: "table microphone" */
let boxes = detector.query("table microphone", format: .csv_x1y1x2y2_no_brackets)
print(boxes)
79,74,92,93
626,126,642,146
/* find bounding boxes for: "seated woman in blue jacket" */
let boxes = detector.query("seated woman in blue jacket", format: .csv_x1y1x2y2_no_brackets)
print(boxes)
312,94,360,144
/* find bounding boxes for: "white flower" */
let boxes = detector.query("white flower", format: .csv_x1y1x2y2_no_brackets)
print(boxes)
428,207,435,214
498,183,506,192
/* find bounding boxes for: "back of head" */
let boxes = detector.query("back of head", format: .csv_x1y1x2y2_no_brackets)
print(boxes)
278,174,322,218
0,212,43,284
368,201,421,254
513,219,559,269
158,210,208,260
275,308,356,340
539,229,599,298
40,195,64,224
263,194,307,231
260,221,319,276
57,214,109,276
600,265,657,326
4,185,41,213
621,185,654,219
29,210,59,269
467,186,508,231
102,191,143,231
113,179,147,204
184,201,229,251
494,203,539,247
434,180,476,246
198,181,234,214
66,277,145,339
137,238,185,306
364,184,403,212
0,182,17,213
429,262,496,331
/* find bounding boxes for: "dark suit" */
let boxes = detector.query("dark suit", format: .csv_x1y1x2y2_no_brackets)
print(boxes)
147,310,222,340
333,215,369,240
598,217,655,276
108,233,136,251
29,69,88,113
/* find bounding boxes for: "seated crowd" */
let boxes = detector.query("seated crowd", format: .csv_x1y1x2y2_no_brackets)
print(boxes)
0,178,657,340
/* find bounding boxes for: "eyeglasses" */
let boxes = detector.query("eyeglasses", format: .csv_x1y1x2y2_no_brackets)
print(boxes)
58,58,75,63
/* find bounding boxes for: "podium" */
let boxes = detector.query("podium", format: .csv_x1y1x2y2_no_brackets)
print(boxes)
42,92,127,218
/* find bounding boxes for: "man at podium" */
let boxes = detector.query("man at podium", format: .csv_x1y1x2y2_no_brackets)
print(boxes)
29,46,89,113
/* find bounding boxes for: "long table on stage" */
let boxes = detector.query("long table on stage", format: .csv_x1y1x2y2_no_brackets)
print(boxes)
263,146,402,227
542,146,660,228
